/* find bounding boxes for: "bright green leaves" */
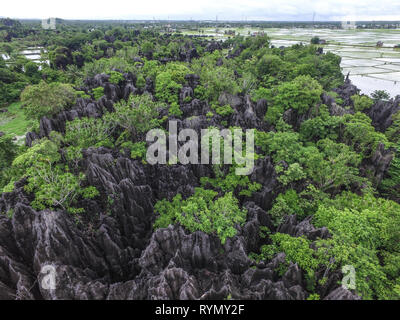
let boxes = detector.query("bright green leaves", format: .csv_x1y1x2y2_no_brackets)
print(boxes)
0,134,20,190
351,94,374,112
12,138,60,168
255,54,286,81
305,139,363,191
276,162,306,186
342,112,389,157
129,141,147,160
386,111,400,142
108,70,124,84
92,87,104,100
253,191,400,299
25,164,83,211
155,62,190,105
190,53,239,103
212,104,234,117
299,104,343,142
380,112,400,200
119,140,147,161
155,71,182,105
200,165,261,197
168,102,183,117
256,129,301,163
109,93,164,138
380,144,400,201
254,233,330,276
310,192,400,299
269,186,327,225
64,117,114,150
20,81,77,120
264,75,323,125
256,126,364,192
4,138,98,213
154,188,247,244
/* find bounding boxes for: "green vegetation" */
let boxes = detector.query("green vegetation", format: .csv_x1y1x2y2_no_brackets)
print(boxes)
155,62,189,104
154,188,246,244
110,93,165,139
92,87,105,100
371,90,390,101
311,36,321,45
253,192,400,299
4,137,98,212
20,81,77,120
0,102,32,137
213,104,234,117
0,134,18,188
351,94,374,112
0,18,399,300
263,75,323,125
108,70,124,84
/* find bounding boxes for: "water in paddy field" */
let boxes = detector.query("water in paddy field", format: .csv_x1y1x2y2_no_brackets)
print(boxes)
1,47,49,67
268,28,400,97
348,75,400,96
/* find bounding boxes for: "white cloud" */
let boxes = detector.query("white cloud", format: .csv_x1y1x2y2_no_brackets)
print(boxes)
2,0,400,20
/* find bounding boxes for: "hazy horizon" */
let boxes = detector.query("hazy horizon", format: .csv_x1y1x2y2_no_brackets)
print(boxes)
3,18,400,23
2,0,400,22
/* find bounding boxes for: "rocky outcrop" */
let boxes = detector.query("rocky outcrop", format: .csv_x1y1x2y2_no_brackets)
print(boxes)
333,76,359,107
206,41,222,53
368,96,400,132
324,287,361,300
0,185,328,300
278,215,330,241
3,72,378,301
0,149,356,300
361,142,394,185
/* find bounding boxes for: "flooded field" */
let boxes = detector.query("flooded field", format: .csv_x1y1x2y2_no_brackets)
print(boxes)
267,29,400,97
2,47,47,63
182,28,400,97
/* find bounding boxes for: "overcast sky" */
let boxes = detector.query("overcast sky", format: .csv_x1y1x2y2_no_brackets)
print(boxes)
2,0,400,21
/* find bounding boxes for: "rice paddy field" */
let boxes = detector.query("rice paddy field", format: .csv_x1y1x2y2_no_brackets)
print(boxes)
181,27,400,97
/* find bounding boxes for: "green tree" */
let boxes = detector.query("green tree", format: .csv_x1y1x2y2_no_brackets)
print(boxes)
371,90,390,101
351,94,374,112
154,188,247,244
265,75,323,124
108,93,165,138
0,134,18,189
20,81,77,120
24,61,39,78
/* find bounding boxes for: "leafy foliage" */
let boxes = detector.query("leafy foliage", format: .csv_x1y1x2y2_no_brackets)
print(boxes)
92,87,105,100
108,70,124,84
20,81,77,120
351,94,374,112
0,134,19,189
154,188,247,244
64,117,114,150
213,104,234,117
108,93,165,138
264,75,323,125
312,192,400,299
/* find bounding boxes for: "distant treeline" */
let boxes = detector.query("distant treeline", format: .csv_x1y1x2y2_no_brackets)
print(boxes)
10,19,400,30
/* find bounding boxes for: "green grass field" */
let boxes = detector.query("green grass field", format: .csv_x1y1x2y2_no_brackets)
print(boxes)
0,102,32,142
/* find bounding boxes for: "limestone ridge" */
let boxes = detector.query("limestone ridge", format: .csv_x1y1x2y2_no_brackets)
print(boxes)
2,71,396,300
